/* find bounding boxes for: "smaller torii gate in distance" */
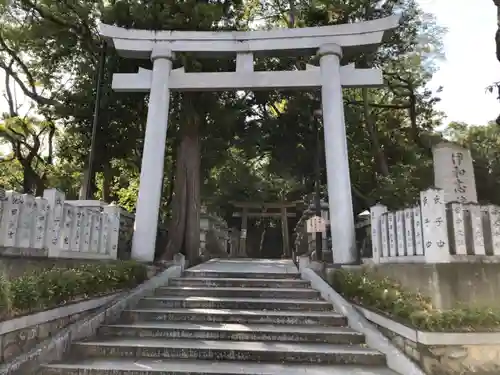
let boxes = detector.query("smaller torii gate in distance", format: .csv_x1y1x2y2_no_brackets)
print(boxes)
99,15,400,264
231,201,301,258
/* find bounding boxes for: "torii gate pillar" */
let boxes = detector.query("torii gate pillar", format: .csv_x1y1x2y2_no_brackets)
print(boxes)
132,47,173,262
319,44,356,264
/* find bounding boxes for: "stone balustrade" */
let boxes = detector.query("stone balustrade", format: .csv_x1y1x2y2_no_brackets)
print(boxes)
369,188,500,264
0,188,120,259
0,187,232,261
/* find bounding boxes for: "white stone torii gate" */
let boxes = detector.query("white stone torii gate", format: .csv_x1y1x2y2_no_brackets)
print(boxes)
99,15,400,264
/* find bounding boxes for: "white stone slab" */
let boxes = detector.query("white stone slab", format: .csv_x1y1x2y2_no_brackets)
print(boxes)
70,207,84,251
387,213,397,257
0,191,22,247
412,207,424,256
61,204,74,250
33,197,48,249
90,210,102,253
18,194,35,248
420,189,450,263
43,189,65,254
81,209,92,252
104,205,120,259
99,212,110,254
487,205,500,255
370,204,387,264
403,208,415,256
380,213,389,258
432,142,477,204
395,210,405,256
469,204,486,255
450,203,467,255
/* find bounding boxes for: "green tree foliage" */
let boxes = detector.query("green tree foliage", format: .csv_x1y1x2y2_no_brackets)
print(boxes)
0,115,55,194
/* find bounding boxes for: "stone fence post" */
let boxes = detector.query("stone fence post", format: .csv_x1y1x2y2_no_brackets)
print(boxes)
420,188,451,263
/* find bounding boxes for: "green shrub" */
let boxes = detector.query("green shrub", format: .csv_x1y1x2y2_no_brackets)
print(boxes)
9,274,41,312
0,272,11,318
0,261,148,320
330,269,500,332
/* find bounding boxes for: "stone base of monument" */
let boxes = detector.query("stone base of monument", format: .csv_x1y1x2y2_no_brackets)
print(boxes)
363,262,500,310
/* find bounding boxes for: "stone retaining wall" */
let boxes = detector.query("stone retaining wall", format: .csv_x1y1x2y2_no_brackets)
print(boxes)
358,306,500,375
0,258,184,375
0,294,118,363
362,262,500,310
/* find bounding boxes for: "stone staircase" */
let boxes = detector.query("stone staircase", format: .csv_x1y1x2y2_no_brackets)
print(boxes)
41,263,398,375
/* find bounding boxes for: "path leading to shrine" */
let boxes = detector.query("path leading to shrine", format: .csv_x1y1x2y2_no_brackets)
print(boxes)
41,259,398,375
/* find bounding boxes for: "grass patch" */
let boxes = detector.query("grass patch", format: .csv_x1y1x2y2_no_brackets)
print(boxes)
329,269,500,332
0,261,148,321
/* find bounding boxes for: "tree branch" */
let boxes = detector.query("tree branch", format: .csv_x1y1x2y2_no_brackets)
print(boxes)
345,100,409,110
4,60,17,117
0,34,38,96
0,55,60,108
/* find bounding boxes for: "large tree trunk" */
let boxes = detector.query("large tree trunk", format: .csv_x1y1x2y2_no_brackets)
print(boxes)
102,161,113,202
162,96,201,262
22,166,35,195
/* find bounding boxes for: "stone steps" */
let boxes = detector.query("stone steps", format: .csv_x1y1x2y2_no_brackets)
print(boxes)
155,286,320,298
137,296,332,310
168,277,311,288
40,259,396,375
41,358,399,375
98,322,365,344
121,307,348,325
183,270,301,279
71,338,386,365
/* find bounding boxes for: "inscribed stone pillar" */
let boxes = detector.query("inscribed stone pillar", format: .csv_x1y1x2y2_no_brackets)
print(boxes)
370,204,387,264
319,43,356,265
104,204,121,259
132,46,173,262
43,188,65,257
432,142,477,204
420,188,451,263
